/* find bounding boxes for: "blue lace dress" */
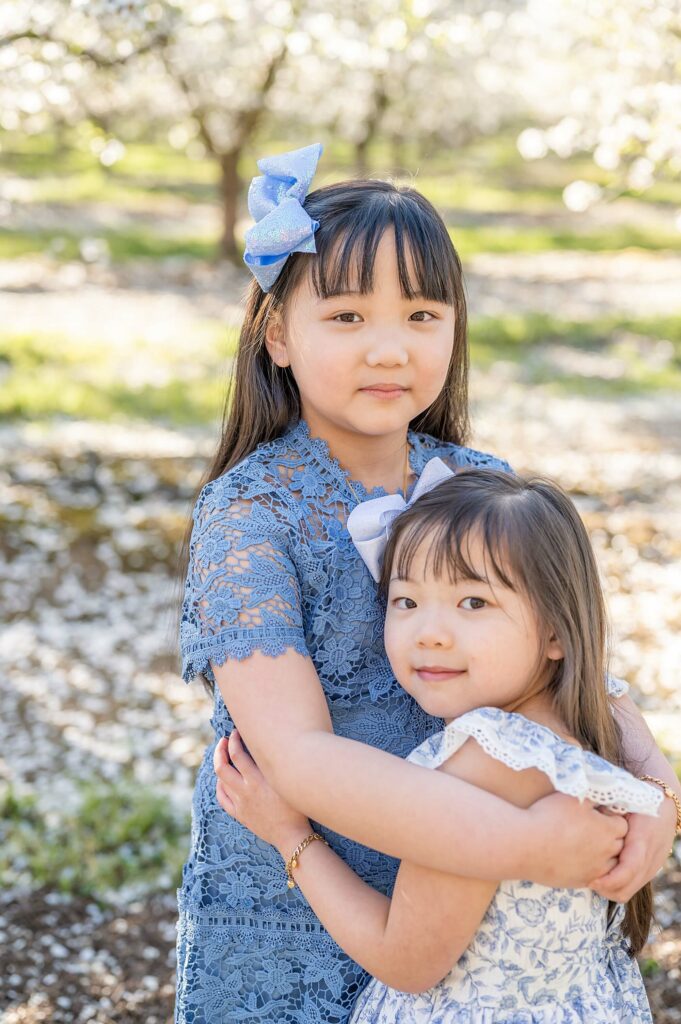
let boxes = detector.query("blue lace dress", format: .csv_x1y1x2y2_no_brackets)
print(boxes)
176,419,512,1024
350,708,662,1024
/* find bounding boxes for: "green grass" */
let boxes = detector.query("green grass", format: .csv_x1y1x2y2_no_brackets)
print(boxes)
0,329,237,424
3,130,680,260
469,313,681,394
470,312,681,352
2,217,677,265
450,223,681,257
1,315,679,426
0,781,189,901
29,170,212,208
413,175,564,213
0,226,219,262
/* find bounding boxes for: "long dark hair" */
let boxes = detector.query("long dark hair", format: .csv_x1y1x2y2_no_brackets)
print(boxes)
379,468,653,956
177,177,470,647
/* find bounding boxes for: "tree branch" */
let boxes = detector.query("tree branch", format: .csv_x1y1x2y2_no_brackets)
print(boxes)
233,41,288,148
156,45,220,157
0,28,169,68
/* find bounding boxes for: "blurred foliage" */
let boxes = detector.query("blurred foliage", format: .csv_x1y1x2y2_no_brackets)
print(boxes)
0,782,188,902
0,326,237,424
2,315,679,425
1,132,680,265
3,221,679,265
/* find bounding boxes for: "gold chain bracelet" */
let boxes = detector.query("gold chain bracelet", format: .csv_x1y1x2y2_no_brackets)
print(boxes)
639,775,681,837
285,832,329,889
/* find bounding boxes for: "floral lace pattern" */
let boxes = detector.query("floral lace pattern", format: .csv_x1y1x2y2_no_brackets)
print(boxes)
350,709,658,1024
176,420,513,1024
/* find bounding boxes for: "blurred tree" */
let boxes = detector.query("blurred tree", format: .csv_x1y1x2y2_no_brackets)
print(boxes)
268,1,526,176
511,0,681,207
155,2,298,259
3,0,675,255
0,0,296,258
0,0,529,255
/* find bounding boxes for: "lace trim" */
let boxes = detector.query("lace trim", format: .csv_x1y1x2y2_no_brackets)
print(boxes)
177,894,331,934
181,626,308,682
286,418,418,502
408,707,663,816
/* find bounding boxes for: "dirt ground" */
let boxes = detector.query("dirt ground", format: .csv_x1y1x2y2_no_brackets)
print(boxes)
1,873,680,1024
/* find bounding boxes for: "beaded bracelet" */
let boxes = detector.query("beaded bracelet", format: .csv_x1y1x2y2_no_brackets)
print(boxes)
285,832,329,889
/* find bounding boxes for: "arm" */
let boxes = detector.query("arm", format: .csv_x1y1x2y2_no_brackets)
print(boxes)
186,479,625,887
591,694,680,901
214,650,625,886
219,729,552,992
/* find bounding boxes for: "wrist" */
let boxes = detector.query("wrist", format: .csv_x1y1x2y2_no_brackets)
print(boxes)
276,822,313,860
645,781,680,840
522,805,554,882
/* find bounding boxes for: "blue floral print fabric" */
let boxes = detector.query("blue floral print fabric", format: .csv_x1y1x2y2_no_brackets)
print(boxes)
176,419,513,1024
349,708,659,1024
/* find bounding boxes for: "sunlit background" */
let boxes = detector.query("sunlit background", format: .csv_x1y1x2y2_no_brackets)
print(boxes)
1,2,680,1021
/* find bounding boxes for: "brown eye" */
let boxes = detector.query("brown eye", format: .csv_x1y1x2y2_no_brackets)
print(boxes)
460,597,487,611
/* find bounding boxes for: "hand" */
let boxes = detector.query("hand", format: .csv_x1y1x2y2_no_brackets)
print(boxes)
525,792,628,888
213,731,312,854
590,799,677,902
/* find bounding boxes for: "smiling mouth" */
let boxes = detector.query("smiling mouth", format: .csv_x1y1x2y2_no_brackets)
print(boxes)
415,667,467,681
359,384,408,398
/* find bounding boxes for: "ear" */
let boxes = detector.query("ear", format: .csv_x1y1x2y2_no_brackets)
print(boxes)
546,632,564,661
264,310,290,368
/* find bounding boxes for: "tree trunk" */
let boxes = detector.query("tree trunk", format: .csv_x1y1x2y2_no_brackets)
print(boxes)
219,148,241,262
390,134,406,174
354,76,389,176
355,136,370,177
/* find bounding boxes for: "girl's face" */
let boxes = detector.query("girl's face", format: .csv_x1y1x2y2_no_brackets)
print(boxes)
265,229,456,443
383,531,563,721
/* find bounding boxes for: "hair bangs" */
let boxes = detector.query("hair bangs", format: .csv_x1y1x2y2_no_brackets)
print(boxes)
383,499,517,600
379,474,536,601
302,183,460,304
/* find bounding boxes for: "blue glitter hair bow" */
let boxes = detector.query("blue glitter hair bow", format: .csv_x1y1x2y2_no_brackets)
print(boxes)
243,143,323,292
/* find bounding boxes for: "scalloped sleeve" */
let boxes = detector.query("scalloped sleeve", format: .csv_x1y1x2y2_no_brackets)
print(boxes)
180,469,309,683
409,707,663,817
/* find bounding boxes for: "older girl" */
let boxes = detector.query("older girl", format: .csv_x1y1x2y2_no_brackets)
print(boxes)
177,144,678,1023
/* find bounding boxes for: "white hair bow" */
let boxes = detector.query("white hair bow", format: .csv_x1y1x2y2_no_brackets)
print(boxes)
346,457,455,581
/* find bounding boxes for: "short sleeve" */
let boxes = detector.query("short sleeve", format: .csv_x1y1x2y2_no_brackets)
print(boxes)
180,466,309,683
425,708,663,817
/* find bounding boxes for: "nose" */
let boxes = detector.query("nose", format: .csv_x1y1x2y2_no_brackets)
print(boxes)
416,616,453,650
365,330,408,368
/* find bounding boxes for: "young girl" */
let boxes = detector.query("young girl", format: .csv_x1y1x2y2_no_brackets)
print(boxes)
177,143,678,1023
213,468,666,1023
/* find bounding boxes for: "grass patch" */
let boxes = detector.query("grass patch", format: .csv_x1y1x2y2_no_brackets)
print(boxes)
28,170,214,209
450,223,681,257
0,329,236,425
2,219,678,265
0,226,219,262
2,315,679,426
469,313,681,393
3,131,680,260
470,312,681,353
0,781,189,901
414,175,563,214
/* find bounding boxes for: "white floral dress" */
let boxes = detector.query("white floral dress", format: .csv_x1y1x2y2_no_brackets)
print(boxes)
350,707,662,1024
